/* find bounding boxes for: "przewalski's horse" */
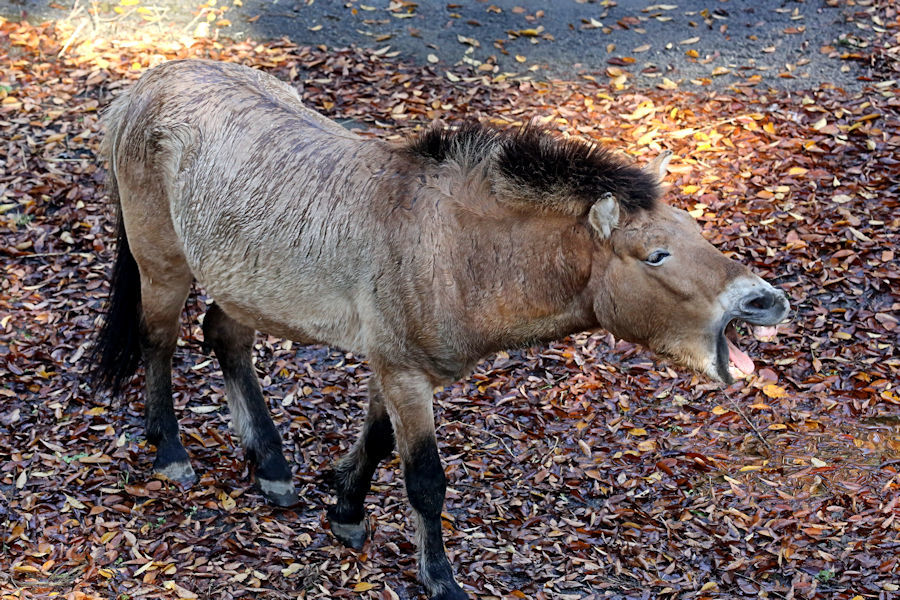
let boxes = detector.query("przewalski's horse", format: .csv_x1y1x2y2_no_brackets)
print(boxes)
91,59,789,600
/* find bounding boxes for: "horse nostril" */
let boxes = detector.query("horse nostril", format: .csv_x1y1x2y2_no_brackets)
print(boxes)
742,291,776,314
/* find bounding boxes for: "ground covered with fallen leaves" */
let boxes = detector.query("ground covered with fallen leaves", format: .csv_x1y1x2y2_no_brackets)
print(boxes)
1,9,899,600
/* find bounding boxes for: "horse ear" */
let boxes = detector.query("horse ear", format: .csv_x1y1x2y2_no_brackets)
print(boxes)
645,150,673,183
589,192,620,239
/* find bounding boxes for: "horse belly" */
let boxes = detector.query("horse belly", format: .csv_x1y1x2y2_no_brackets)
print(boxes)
195,251,367,352
205,274,370,352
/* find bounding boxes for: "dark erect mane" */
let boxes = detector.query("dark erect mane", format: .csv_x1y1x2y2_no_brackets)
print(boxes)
405,122,660,215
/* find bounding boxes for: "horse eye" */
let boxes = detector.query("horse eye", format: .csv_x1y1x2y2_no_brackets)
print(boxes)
644,250,670,266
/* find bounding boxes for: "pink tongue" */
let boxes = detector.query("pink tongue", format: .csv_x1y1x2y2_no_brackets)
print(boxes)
727,337,755,374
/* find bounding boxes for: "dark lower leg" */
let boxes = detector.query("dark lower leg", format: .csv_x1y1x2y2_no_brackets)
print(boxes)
143,329,195,486
405,439,466,600
203,304,295,505
224,367,295,504
328,382,395,548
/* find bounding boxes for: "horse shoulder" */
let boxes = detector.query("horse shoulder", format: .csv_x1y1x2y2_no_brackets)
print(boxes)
434,200,595,353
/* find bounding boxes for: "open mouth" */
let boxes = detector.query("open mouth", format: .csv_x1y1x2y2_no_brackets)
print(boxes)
718,319,779,382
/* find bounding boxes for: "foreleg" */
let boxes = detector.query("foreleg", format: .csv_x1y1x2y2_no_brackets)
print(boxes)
375,362,467,600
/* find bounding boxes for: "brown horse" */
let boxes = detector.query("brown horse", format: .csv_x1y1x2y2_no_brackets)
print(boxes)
91,59,789,600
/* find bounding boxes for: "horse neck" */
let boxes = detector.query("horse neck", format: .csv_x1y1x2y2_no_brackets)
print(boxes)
433,200,599,354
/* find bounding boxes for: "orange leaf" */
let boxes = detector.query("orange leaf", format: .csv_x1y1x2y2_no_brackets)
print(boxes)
762,384,787,399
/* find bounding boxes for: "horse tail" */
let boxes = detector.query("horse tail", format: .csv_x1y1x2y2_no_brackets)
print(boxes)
89,91,143,397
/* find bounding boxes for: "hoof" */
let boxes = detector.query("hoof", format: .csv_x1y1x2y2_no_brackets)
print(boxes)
154,460,197,488
327,510,368,550
429,584,468,600
258,478,299,507
422,565,467,600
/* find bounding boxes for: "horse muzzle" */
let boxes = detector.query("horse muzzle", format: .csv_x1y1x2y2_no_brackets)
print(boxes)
735,285,790,327
713,278,791,383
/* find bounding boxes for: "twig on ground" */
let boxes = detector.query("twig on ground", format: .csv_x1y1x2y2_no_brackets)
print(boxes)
732,571,788,599
437,419,516,459
726,392,773,454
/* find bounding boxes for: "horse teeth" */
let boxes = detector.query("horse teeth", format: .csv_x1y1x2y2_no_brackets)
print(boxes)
728,364,750,380
752,325,778,342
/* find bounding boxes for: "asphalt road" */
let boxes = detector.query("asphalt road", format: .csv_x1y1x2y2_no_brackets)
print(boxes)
1,0,874,92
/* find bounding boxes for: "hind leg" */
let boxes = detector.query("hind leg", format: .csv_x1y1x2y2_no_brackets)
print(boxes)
121,190,195,486
116,135,199,486
140,268,195,486
202,303,297,506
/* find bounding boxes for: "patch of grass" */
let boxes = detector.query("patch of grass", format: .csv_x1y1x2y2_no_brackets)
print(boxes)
816,569,836,583
62,452,90,464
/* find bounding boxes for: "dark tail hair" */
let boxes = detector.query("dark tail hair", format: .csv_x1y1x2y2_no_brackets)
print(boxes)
89,186,143,397
89,89,143,396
